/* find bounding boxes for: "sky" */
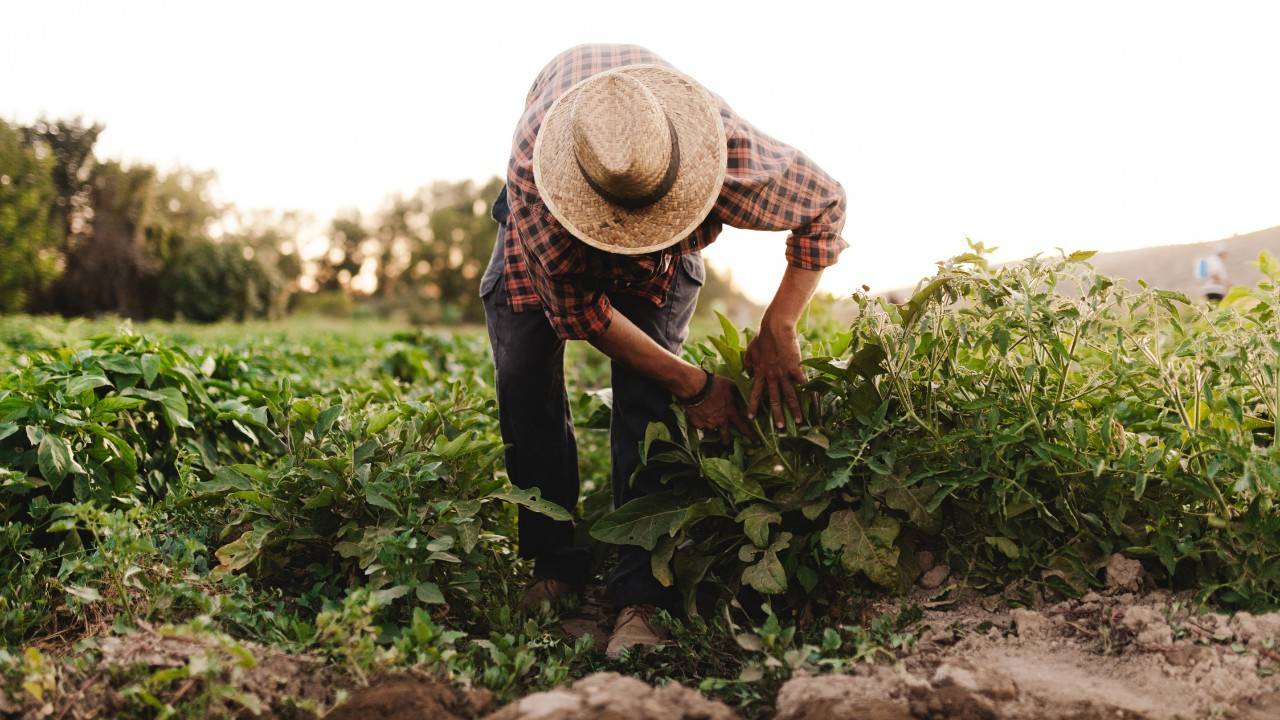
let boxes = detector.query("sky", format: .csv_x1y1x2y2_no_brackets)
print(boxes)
4,0,1279,302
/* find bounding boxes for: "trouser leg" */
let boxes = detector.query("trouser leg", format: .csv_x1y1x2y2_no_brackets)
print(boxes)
481,233,589,585
606,253,704,611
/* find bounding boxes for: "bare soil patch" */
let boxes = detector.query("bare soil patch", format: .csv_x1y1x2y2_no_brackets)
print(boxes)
774,584,1280,720
325,673,493,720
8,576,1279,720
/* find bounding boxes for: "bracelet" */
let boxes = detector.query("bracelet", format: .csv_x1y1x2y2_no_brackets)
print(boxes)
677,369,715,407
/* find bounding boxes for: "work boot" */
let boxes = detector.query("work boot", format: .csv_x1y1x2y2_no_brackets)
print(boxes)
518,577,581,612
605,605,667,659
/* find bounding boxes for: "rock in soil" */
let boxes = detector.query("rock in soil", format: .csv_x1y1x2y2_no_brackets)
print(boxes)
325,673,493,720
483,672,736,720
1009,608,1051,640
775,669,913,720
919,564,951,589
1106,554,1144,592
781,590,1280,719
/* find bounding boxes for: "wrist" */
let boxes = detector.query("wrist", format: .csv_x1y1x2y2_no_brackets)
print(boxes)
761,309,797,335
676,368,715,406
669,362,708,399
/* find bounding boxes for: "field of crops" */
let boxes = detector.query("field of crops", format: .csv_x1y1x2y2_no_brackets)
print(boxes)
2,247,1279,719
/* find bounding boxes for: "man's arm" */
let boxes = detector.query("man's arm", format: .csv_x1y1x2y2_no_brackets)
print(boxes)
708,107,847,428
745,265,823,427
591,312,753,444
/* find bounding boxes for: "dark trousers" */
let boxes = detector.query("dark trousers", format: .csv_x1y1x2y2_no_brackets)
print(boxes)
480,219,703,611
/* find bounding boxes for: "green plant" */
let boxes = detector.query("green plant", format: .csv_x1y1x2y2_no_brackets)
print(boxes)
593,245,1280,615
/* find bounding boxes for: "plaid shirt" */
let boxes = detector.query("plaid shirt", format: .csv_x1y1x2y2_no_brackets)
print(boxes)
501,44,848,340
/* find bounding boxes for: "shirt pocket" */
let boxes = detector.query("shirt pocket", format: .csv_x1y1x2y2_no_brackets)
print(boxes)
679,252,706,286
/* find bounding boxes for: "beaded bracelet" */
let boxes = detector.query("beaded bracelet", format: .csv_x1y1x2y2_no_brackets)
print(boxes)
677,368,715,408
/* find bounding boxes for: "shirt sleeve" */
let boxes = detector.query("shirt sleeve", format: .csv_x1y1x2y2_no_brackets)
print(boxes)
523,243,615,340
713,107,849,270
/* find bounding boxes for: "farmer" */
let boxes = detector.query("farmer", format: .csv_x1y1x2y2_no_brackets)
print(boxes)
480,44,847,657
1196,244,1229,302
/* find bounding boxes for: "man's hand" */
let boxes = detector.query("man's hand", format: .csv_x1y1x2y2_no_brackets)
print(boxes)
747,265,824,428
685,375,754,444
591,312,754,445
745,321,806,428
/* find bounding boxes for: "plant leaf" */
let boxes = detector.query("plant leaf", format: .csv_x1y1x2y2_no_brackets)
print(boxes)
490,487,572,522
591,493,726,550
820,508,901,587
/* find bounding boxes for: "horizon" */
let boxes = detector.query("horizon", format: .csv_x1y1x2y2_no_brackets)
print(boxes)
4,0,1279,303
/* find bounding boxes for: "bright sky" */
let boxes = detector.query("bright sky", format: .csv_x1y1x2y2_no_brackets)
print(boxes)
4,0,1279,301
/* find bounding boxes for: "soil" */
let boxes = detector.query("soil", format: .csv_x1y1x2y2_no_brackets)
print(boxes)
483,672,735,720
326,674,493,720
8,561,1280,720
769,561,1280,720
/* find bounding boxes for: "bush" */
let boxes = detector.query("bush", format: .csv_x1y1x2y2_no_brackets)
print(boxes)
594,246,1280,614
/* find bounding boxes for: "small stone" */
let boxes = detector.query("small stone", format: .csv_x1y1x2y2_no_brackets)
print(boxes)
1121,606,1173,647
511,690,582,720
1010,608,1052,639
1105,554,1143,592
915,550,935,573
929,660,1019,717
1231,611,1280,648
920,564,950,589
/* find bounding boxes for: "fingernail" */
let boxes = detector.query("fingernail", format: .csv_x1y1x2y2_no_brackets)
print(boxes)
747,413,754,419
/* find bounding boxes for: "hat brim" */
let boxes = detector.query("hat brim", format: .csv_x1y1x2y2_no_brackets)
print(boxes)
532,64,727,255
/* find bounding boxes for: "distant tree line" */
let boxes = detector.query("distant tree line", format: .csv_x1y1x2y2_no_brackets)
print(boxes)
1,117,756,324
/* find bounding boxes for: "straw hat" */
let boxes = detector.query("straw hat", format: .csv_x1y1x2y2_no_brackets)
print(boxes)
532,64,727,255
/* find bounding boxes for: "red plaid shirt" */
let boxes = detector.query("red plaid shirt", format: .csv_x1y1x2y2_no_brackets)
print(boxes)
502,44,848,340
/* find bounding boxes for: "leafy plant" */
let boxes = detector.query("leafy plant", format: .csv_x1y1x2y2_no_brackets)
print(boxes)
594,245,1280,614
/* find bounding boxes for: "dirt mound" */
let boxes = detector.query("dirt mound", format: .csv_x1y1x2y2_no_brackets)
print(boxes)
483,672,735,720
326,673,493,720
777,586,1280,720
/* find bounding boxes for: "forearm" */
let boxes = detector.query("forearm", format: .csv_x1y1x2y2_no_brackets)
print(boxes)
762,265,823,331
590,311,705,398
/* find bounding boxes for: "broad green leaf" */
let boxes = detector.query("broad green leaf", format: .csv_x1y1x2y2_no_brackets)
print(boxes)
741,550,786,594
591,493,726,550
415,582,446,605
366,409,400,435
140,353,162,387
314,404,342,439
642,421,671,461
66,585,102,603
93,396,146,414
820,508,901,587
873,480,941,534
213,524,274,575
985,536,1021,559
735,504,782,547
715,311,741,350
370,585,412,606
365,486,398,514
97,354,141,375
65,373,111,397
38,434,73,488
490,487,573,522
702,457,766,504
651,535,677,587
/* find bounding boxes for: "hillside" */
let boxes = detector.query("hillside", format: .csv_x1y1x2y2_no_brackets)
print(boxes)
1084,224,1280,296
860,225,1280,306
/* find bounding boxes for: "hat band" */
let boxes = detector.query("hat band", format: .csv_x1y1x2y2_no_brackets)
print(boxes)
575,115,681,210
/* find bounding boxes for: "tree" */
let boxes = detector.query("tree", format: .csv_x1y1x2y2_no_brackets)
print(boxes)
0,120,62,311
317,210,371,294
403,177,504,322
52,160,158,317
